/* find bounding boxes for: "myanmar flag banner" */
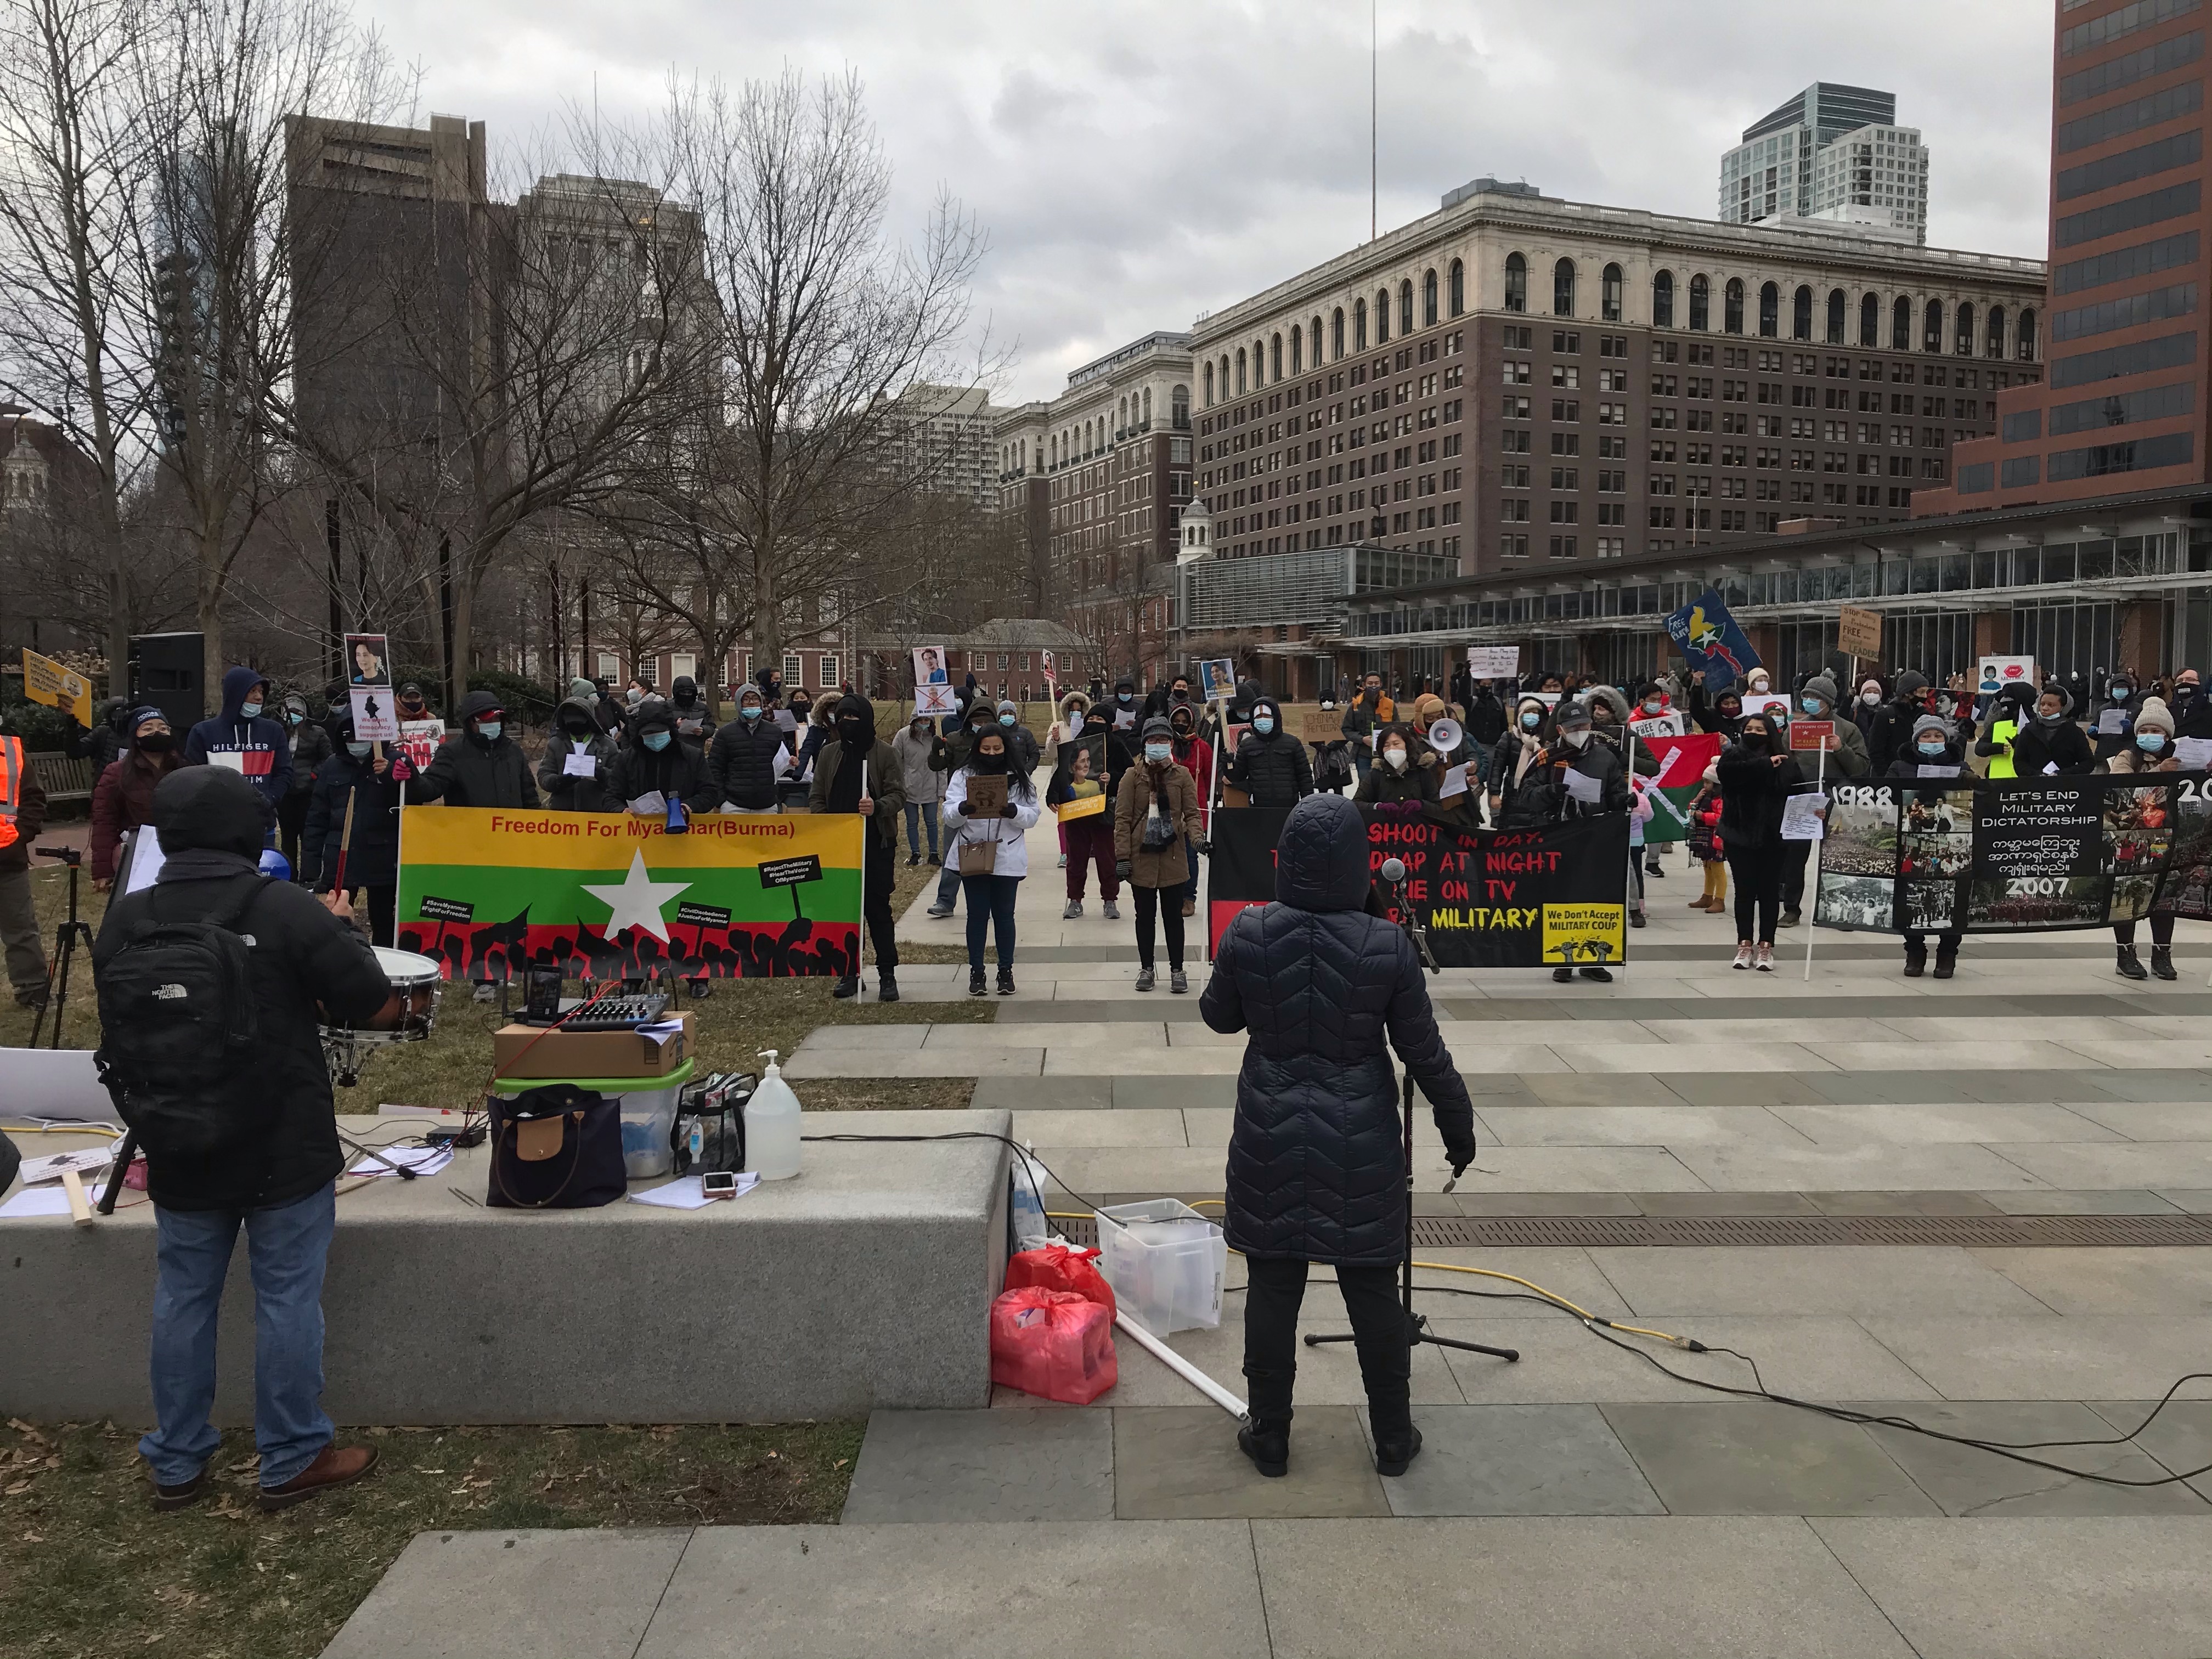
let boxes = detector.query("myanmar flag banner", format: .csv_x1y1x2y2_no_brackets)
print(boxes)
396,806,864,981
1635,733,1721,845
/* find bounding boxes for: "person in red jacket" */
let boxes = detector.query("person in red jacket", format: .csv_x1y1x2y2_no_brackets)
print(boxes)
91,707,181,889
1686,769,1727,913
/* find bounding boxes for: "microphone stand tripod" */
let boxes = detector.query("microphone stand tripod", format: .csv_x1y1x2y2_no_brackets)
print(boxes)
1307,867,1519,1369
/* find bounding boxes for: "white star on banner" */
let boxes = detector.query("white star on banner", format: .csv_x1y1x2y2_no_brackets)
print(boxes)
580,850,692,944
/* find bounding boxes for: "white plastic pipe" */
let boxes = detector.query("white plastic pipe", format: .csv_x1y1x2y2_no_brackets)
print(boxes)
1114,1309,1247,1420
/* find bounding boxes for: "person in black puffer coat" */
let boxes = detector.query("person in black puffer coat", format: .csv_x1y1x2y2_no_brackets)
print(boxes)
1979,684,2094,777
707,682,789,811
605,698,718,815
539,693,619,812
302,714,405,946
1225,696,1313,809
1716,710,1808,970
668,676,718,755
1867,670,1931,776
410,690,539,809
1201,792,1476,1481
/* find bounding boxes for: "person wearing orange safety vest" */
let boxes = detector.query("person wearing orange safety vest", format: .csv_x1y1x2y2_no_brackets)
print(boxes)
0,732,52,1008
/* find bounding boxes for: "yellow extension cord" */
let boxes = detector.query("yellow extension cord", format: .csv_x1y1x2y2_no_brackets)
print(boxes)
1045,1200,1696,1350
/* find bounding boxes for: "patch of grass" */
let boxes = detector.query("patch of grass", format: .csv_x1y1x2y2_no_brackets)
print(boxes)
0,1416,863,1659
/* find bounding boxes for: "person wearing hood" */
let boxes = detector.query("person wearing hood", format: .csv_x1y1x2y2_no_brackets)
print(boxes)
183,667,292,810
540,692,619,812
1142,672,1194,724
941,722,1041,996
1686,670,1745,740
1226,696,1313,809
2168,668,2212,741
890,710,944,865
1340,672,1397,783
2091,672,2140,762
1048,714,1125,920
1201,793,1476,1480
1168,702,1214,916
1886,713,1967,978
1974,682,2035,778
68,697,131,771
411,691,539,811
668,676,717,754
607,697,718,818
1355,723,1439,806
1851,676,1888,744
275,693,334,880
1115,716,1204,992
592,678,628,738
1463,680,1507,783
2102,696,2182,980
302,713,404,946
925,698,1010,918
1045,690,1092,868
91,708,180,889
1867,670,1932,775
1980,684,2092,778
810,693,907,1002
1107,675,1142,733
706,683,791,815
94,765,390,1515
1716,711,1809,970
994,699,1040,773
1488,695,1551,822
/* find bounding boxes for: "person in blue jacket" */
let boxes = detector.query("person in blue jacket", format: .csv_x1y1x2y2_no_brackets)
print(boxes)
183,666,291,811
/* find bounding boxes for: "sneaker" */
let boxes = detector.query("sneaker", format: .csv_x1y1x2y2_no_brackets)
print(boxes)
926,905,954,919
1135,966,1155,992
472,982,495,1003
996,966,1016,996
1645,861,1664,878
258,1443,378,1512
968,967,988,996
876,972,899,1004
906,853,920,867
1754,943,1774,972
1056,853,1066,868
1732,943,1754,970
1238,1422,1289,1479
1578,966,1613,983
1373,1424,1424,1478
1062,899,1083,919
1102,900,1120,920
1170,968,1189,995
1778,909,1801,929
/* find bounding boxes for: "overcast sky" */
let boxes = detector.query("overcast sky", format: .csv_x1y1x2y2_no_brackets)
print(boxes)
370,0,2052,405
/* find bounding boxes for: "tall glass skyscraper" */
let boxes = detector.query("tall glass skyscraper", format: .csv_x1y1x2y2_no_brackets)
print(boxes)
1719,83,1929,244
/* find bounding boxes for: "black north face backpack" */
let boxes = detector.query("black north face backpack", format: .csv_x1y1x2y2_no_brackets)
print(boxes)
94,878,275,1159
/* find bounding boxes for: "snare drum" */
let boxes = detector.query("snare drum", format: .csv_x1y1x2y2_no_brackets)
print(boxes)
321,948,444,1085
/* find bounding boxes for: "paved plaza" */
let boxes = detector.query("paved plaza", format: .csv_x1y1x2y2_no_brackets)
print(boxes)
331,822,2212,1657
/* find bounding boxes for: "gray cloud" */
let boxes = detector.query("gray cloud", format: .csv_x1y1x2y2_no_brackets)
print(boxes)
369,0,2050,403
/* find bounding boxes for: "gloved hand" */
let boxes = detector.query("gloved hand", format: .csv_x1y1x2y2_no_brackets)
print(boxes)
1115,859,1132,881
1446,1140,1477,1180
1189,836,1210,856
1000,802,1020,819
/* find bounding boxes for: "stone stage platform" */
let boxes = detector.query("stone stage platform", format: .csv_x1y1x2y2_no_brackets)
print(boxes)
1,1108,1010,1425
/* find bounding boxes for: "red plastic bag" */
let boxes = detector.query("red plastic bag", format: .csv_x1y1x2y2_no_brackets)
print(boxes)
989,1288,1117,1404
1003,1244,1117,1321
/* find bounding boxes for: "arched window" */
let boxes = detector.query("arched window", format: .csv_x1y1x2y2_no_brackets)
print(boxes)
1142,387,1152,425
1310,315,1324,366
1235,348,1247,394
1984,306,2005,359
1255,340,1268,384
1892,296,1911,351
1448,258,1464,317
1289,325,1302,375
1859,292,1880,348
2017,308,2038,361
1758,281,1779,337
1954,302,1974,356
1792,284,1813,341
1219,356,1231,399
1553,257,1576,317
1399,280,1414,336
1601,263,1624,323
1724,278,1744,334
1504,253,1527,313
1171,384,1189,428
1353,297,1368,352
1376,290,1392,343
1652,269,1675,329
1690,274,1709,331
1203,363,1214,406
1270,332,1282,381
1331,307,1344,358
1923,298,1943,353
1422,269,1437,328
1826,288,1846,344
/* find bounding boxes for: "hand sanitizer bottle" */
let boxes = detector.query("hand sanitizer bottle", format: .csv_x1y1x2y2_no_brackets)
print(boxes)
744,1050,803,1179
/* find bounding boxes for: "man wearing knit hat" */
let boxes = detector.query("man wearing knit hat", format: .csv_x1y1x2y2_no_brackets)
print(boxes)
1882,711,1967,979
2105,695,2181,980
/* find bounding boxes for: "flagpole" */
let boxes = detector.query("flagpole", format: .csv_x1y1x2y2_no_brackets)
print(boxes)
1804,735,1825,981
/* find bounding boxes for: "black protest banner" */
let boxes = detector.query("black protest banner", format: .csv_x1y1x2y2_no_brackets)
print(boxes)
1206,805,1630,968
1814,772,2211,934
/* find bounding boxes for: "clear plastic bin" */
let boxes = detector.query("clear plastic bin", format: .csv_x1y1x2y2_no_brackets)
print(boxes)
490,1059,696,1181
1095,1199,1226,1336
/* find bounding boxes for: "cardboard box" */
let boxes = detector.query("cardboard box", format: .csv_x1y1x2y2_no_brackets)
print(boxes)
493,1011,692,1080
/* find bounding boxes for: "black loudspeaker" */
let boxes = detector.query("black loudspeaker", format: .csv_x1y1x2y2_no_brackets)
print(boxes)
129,633,205,732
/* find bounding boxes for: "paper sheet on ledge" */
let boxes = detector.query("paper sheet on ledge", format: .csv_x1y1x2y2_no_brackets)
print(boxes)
347,1146,455,1178
629,1173,759,1209
0,1187,77,1218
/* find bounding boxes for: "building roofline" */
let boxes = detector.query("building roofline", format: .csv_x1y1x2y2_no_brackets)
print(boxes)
1065,330,1194,390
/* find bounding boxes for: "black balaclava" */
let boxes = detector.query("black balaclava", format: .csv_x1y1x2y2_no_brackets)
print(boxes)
971,740,1011,775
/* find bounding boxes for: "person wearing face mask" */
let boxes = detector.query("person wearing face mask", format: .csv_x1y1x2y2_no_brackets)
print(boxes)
1715,714,1808,972
1355,724,1438,806
91,708,180,890
1463,679,1506,785
707,685,792,815
415,692,545,996
275,694,332,880
1512,701,1628,981
2091,673,2139,763
1045,690,1093,869
1226,696,1314,810
926,701,1011,918
67,696,131,772
1340,673,1397,785
994,700,1040,774
1685,670,1745,741
2102,696,2182,979
1866,670,1932,775
301,713,403,946
1109,676,1141,733
394,681,433,725
941,726,1041,996
810,693,908,1002
183,667,292,811
1984,685,2092,778
1167,703,1214,916
1768,673,1870,930
539,689,619,812
2165,668,2212,742
1974,683,2035,779
787,685,815,729
1143,673,1194,723
607,698,717,819
668,676,718,755
1115,716,1205,992
890,712,944,866
1884,714,1967,979
1852,677,1887,745
1488,696,1553,824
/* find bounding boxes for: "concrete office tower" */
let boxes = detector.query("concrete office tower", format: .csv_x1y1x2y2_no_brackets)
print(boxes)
1720,83,1930,245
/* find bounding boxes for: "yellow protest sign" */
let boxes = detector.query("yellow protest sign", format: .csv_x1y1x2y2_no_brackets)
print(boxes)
1542,901,1626,970
21,648,92,726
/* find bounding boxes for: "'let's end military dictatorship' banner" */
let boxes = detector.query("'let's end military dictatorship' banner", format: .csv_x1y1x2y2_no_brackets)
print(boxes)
396,806,865,980
1815,772,2212,934
1208,805,1630,970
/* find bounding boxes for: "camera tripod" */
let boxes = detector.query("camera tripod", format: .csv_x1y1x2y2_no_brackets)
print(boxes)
1306,861,1519,1369
29,845,95,1048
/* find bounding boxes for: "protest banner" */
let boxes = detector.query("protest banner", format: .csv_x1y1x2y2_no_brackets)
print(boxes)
346,631,398,740
912,645,958,717
19,647,92,726
1976,656,2038,702
1635,732,1721,844
1207,805,1629,968
396,806,864,980
397,718,445,775
1836,605,1884,662
1466,645,1521,679
1813,772,2210,934
1663,588,1760,681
